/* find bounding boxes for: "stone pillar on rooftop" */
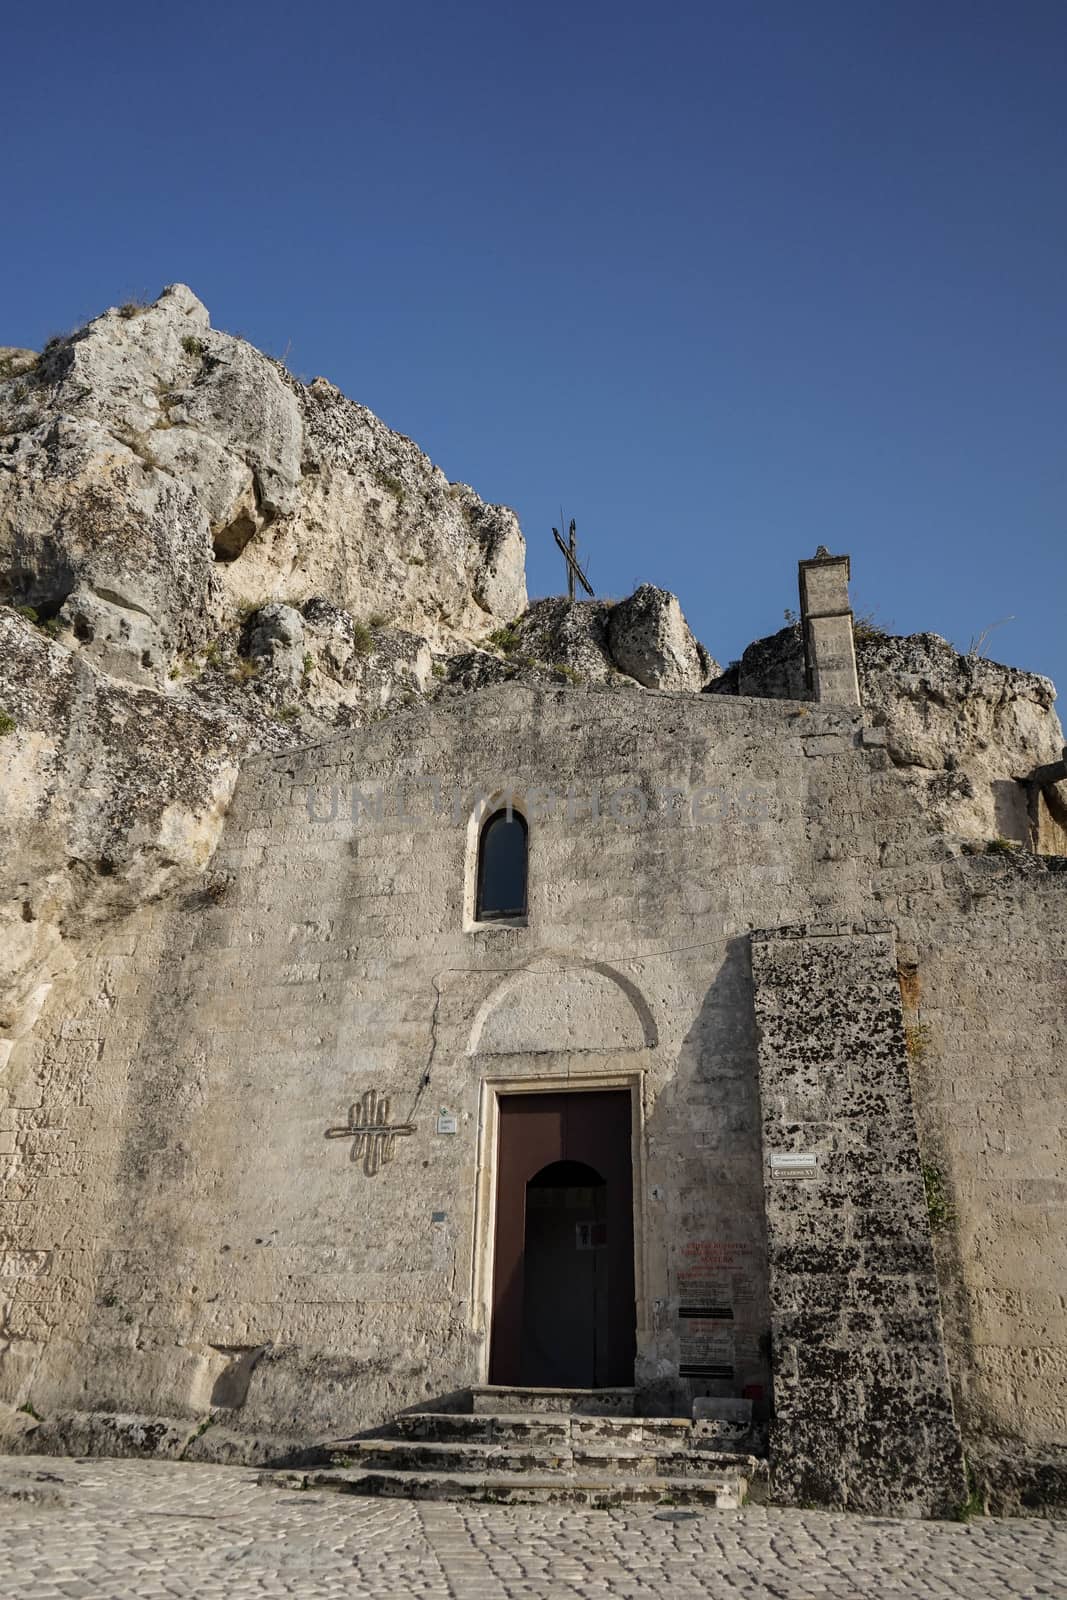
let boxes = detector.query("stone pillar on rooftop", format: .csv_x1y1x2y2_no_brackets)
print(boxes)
798,547,861,706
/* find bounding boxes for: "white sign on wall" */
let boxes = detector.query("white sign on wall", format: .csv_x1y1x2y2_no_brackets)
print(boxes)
769,1151,819,1175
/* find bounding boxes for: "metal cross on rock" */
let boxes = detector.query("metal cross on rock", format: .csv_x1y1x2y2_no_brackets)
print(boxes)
552,517,595,602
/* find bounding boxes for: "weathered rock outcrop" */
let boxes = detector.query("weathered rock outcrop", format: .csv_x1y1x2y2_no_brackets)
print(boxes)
856,630,1060,775
0,609,258,1068
607,584,716,691
707,621,808,702
509,597,623,685
856,632,1064,842
459,592,718,692
0,284,527,687
709,623,1064,841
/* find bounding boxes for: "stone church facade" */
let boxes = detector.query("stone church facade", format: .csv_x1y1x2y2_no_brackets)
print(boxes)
2,554,1065,1517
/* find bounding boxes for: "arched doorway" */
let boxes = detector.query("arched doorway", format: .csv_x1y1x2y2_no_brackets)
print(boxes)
522,1160,607,1387
489,1090,636,1388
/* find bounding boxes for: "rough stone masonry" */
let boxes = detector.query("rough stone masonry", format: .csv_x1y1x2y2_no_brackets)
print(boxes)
1,288,1065,1518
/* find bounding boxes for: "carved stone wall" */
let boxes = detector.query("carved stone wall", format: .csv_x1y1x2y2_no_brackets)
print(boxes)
751,926,966,1516
892,850,1067,1506
1,679,1063,1513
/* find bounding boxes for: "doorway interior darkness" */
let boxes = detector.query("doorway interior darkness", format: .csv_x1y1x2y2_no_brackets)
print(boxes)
489,1090,636,1388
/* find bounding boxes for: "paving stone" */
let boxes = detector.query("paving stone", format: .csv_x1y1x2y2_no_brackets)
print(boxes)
0,1454,1064,1600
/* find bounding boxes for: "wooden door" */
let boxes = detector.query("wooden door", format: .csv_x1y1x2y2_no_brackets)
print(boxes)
489,1090,635,1387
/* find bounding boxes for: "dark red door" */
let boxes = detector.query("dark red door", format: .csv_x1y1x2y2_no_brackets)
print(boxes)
489,1091,636,1387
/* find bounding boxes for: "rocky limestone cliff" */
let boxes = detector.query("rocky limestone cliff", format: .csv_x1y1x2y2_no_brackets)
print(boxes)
1,284,527,681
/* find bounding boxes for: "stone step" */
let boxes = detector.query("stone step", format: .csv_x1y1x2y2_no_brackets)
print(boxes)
334,1438,569,1474
327,1436,754,1478
390,1411,571,1444
572,1442,753,1477
385,1411,699,1446
264,1465,746,1509
470,1385,637,1416
570,1414,696,1444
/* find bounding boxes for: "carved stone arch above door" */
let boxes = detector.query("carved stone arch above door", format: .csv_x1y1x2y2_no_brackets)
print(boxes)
467,954,657,1056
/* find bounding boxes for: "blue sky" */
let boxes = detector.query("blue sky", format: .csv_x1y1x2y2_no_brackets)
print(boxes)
3,1,1065,695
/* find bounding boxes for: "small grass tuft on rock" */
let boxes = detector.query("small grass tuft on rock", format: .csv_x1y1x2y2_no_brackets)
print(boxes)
852,611,891,642
351,621,374,658
14,605,60,639
178,1415,216,1461
486,621,522,656
0,352,38,381
922,1161,956,1232
951,1462,985,1521
373,469,406,506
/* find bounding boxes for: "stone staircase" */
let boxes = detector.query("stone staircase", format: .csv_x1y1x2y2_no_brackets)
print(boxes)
264,1387,766,1509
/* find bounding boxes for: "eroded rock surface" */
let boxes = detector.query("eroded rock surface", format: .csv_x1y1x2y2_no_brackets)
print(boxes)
857,634,1063,841
0,611,251,1062
709,623,1063,841
607,584,716,691
0,284,527,687
855,631,1060,774
459,593,718,693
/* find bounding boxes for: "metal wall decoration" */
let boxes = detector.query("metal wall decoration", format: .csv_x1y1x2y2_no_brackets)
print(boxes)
326,1089,415,1176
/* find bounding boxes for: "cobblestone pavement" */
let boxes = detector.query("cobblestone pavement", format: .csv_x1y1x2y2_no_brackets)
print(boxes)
1,1455,1065,1599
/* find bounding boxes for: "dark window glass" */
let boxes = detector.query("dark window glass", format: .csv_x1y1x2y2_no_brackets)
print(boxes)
476,810,528,920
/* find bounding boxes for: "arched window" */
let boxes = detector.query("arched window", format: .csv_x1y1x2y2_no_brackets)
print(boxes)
476,808,528,921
